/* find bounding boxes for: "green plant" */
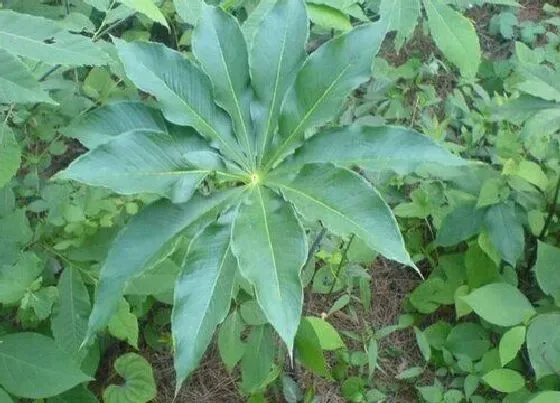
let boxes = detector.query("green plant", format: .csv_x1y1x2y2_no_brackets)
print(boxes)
56,0,466,391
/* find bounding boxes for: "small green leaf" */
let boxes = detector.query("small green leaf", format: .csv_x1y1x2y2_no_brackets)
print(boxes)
0,125,21,190
529,392,560,403
436,202,486,246
173,0,203,25
367,338,379,377
414,326,431,361
445,323,490,361
484,202,525,266
295,318,330,378
499,326,526,366
108,299,139,348
417,386,443,403
0,333,91,399
534,241,560,302
240,326,276,393
396,366,424,380
461,283,536,326
218,310,246,372
307,4,352,31
119,0,169,28
0,252,42,305
527,313,560,380
464,374,480,400
482,369,525,393
305,317,345,351
103,353,156,403
379,0,420,49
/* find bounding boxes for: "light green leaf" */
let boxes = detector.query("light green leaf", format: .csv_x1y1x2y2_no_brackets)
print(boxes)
414,326,431,361
29,286,59,320
119,0,169,28
242,0,276,41
265,22,386,167
108,299,139,348
454,285,472,318
172,222,237,391
46,385,98,403
0,209,32,267
423,0,481,78
482,369,525,393
0,125,21,189
125,258,180,297
379,0,420,49
232,186,307,352
534,241,560,302
294,318,330,377
527,313,560,380
270,164,414,268
461,283,536,326
436,202,486,246
307,4,351,32
51,269,91,362
445,323,490,360
250,0,308,160
484,202,525,266
529,392,560,403
0,49,55,104
103,353,156,403
305,316,345,351
64,101,167,149
499,326,526,366
113,38,248,168
0,10,108,65
0,252,42,305
417,386,443,403
283,125,467,175
396,366,424,380
193,6,254,160
513,160,549,191
464,374,479,400
218,310,246,372
0,333,91,399
174,0,203,25
367,338,379,377
57,126,222,203
240,326,276,393
85,188,244,344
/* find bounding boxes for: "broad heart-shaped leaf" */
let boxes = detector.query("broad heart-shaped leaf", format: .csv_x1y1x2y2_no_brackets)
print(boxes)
56,126,224,203
0,333,91,399
484,202,525,266
534,241,560,302
461,283,536,327
85,187,244,343
232,186,307,353
264,21,386,168
193,6,255,161
250,0,308,160
379,0,420,49
0,49,55,104
64,101,167,149
0,125,21,190
119,0,169,28
280,125,467,175
423,0,481,78
51,269,91,362
172,222,237,392
269,164,414,268
103,353,156,403
527,313,560,380
113,38,248,169
0,10,108,65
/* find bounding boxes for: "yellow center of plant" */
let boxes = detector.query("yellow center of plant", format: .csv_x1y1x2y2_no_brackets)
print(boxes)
249,173,260,185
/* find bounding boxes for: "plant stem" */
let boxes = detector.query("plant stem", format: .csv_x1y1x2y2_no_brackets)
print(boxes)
328,234,355,295
539,174,560,240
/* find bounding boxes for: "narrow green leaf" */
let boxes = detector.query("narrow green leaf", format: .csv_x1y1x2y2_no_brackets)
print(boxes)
484,202,525,266
423,0,481,78
307,4,352,32
119,0,169,28
64,101,167,149
51,269,91,361
266,22,386,167
57,126,223,203
527,313,560,380
242,0,276,42
174,0,203,25
461,283,536,326
367,338,379,377
499,326,526,366
414,326,432,361
172,222,237,392
232,186,307,352
0,333,91,399
0,10,108,65
379,0,420,49
113,38,248,168
482,369,525,393
282,125,467,175
85,188,244,343
250,0,308,159
305,317,345,350
218,310,246,372
270,164,414,268
0,49,55,104
193,6,255,161
0,125,21,189
534,241,560,302
103,353,156,403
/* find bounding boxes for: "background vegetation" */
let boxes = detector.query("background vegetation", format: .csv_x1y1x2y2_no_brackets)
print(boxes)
0,0,559,402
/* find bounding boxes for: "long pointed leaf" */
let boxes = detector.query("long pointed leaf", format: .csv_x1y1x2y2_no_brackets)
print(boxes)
56,126,224,203
113,38,248,168
85,187,245,343
193,6,255,161
172,222,237,392
250,0,308,160
231,186,307,352
280,125,467,175
264,22,386,168
269,164,414,268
